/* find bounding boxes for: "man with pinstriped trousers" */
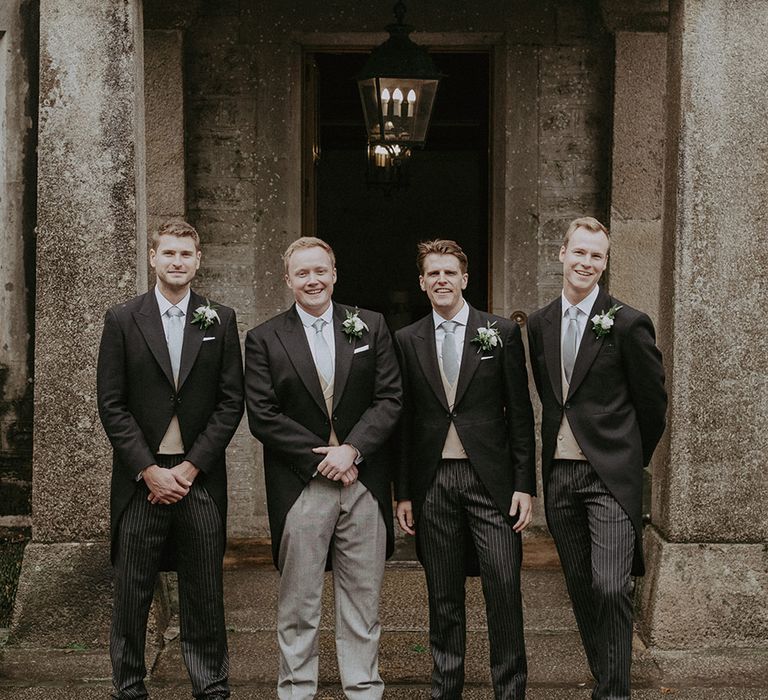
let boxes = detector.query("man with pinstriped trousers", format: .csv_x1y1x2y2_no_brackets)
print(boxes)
527,217,667,700
395,239,536,699
97,218,244,699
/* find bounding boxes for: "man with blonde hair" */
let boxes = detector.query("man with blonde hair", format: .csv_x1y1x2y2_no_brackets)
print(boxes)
527,216,667,699
245,236,402,699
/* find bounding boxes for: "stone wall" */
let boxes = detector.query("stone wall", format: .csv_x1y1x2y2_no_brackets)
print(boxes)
176,0,614,537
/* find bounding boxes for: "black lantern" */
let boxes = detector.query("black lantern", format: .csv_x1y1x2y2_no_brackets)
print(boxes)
357,2,443,150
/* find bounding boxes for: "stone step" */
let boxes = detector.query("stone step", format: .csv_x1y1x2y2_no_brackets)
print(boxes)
221,565,578,635
0,685,765,700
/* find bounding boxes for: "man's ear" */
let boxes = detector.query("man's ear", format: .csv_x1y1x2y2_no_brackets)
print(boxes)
284,273,292,289
419,275,426,291
149,248,157,270
461,273,468,290
558,245,566,263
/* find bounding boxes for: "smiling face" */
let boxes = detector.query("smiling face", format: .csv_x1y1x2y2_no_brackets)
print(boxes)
285,245,337,316
419,253,468,320
559,226,610,304
150,233,201,300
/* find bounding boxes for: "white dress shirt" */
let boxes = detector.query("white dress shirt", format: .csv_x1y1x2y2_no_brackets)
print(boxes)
155,286,191,341
433,299,469,368
296,303,336,372
560,284,600,348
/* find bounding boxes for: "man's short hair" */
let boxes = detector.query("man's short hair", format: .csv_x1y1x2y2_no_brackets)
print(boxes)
283,236,336,273
151,218,201,252
562,217,611,250
416,239,468,275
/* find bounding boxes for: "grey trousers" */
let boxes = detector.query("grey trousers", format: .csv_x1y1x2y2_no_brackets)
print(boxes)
277,476,387,700
546,459,635,700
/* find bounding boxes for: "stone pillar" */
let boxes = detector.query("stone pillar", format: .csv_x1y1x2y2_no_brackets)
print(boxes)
144,29,185,236
638,0,768,682
608,31,666,328
2,0,146,677
0,0,37,536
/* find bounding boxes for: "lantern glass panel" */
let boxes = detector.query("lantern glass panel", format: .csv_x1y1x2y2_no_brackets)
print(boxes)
358,77,439,145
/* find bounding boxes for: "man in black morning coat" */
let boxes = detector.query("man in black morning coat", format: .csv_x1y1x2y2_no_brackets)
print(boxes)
527,216,667,700
98,219,243,699
395,239,536,699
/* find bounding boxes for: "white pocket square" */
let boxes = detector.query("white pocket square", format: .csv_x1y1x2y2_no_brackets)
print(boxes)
481,355,494,360
202,337,216,342
354,344,370,354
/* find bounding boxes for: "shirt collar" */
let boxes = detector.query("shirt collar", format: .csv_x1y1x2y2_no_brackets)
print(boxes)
155,286,191,316
433,299,469,329
295,302,335,329
561,284,600,318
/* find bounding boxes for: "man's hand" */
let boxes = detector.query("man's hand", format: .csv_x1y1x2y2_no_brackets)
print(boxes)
170,460,200,486
509,491,534,532
312,444,357,481
340,464,359,487
144,464,191,505
396,500,415,536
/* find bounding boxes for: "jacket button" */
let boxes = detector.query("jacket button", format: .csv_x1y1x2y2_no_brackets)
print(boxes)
170,395,175,403
565,402,571,409
332,414,338,421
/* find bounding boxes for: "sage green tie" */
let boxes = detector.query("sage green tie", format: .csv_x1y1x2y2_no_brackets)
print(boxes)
312,318,334,386
167,306,184,386
441,320,459,385
562,306,579,384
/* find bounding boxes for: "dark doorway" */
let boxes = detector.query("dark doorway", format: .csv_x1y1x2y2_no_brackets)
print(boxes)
307,51,490,330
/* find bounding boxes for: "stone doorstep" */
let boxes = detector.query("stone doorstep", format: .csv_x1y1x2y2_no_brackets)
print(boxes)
151,629,658,687
0,686,767,700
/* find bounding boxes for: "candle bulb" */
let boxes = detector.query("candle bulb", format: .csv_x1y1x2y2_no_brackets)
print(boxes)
381,88,390,117
393,88,403,117
407,89,416,118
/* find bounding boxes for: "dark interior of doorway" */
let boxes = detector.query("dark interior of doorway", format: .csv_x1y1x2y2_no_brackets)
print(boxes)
314,51,489,331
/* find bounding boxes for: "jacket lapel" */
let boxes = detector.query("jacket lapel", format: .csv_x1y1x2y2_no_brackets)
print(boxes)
133,291,175,388
275,306,327,415
413,315,449,412
567,287,610,398
453,305,483,409
331,304,355,410
177,291,206,390
541,297,564,405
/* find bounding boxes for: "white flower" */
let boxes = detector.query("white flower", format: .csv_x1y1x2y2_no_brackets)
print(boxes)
342,308,369,343
471,322,503,352
191,300,221,330
591,305,622,338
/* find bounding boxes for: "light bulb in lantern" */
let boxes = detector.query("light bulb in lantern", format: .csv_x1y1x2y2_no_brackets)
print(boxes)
381,88,391,116
407,89,416,117
393,88,404,117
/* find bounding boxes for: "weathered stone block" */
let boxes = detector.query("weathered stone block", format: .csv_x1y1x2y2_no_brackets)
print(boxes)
639,528,768,651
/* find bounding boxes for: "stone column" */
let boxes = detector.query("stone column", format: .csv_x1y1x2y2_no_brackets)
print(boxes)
608,31,666,328
2,0,146,677
638,0,768,682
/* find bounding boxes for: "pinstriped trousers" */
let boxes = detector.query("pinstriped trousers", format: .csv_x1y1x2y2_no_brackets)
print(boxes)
418,459,527,700
546,459,635,700
111,455,229,699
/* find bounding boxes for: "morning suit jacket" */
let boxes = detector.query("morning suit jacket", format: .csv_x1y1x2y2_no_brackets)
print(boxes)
244,302,403,569
526,287,667,575
394,305,536,565
97,289,245,567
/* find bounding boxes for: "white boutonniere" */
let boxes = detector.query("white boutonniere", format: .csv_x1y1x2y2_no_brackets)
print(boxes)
470,321,503,353
591,304,623,339
191,300,220,330
342,307,369,343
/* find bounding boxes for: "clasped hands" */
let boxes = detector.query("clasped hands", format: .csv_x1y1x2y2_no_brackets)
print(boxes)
312,444,358,486
143,460,200,505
